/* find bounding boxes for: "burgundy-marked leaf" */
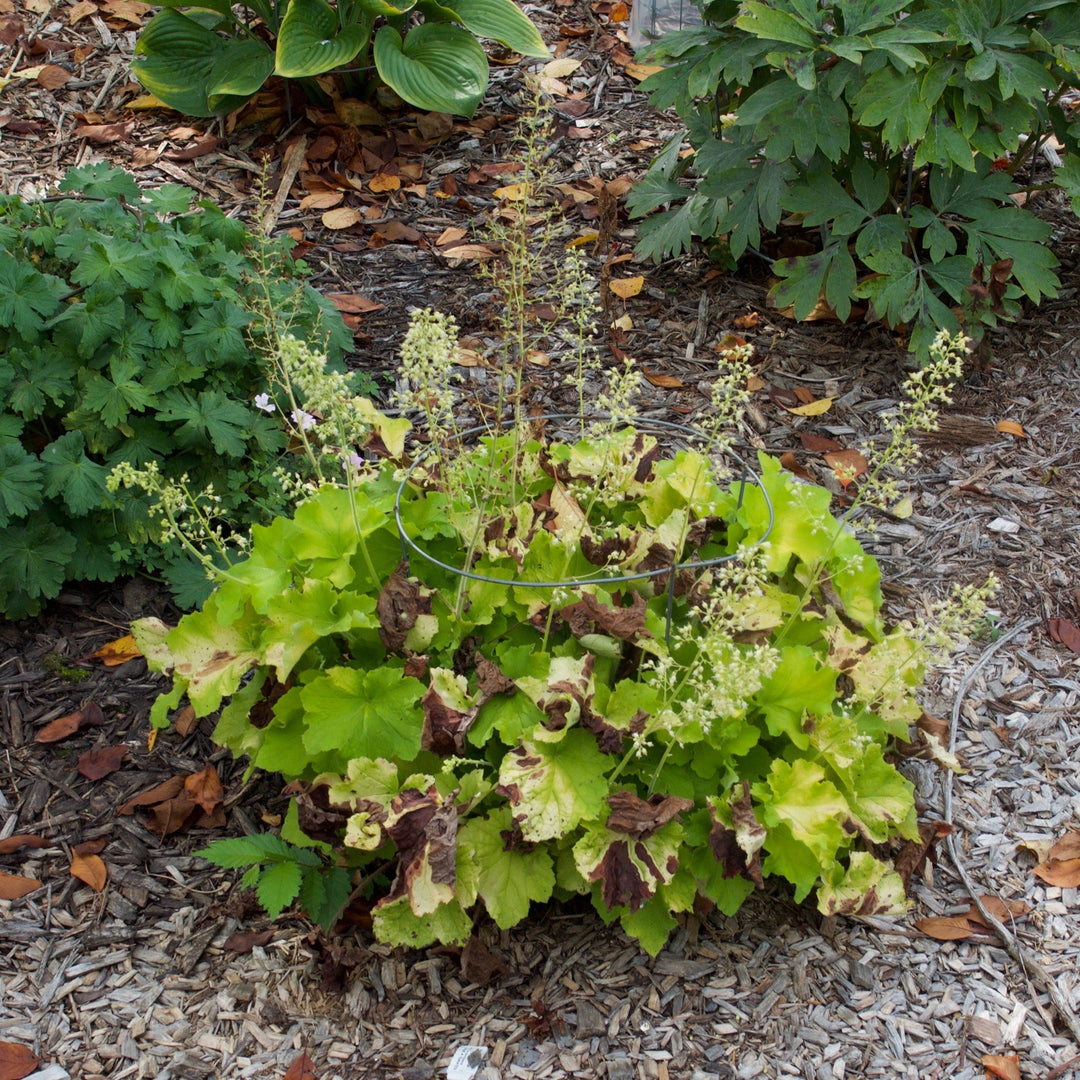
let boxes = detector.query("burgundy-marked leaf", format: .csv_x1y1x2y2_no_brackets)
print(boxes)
35,701,106,743
421,670,476,756
224,929,276,952
0,872,41,901
0,835,48,855
77,744,127,780
378,786,456,916
70,852,107,892
0,1041,39,1080
605,791,693,837
1047,617,1080,657
376,561,433,652
559,591,650,642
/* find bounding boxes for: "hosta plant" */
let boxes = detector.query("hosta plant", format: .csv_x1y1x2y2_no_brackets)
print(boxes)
627,0,1080,359
133,325,992,953
131,0,548,119
0,163,350,617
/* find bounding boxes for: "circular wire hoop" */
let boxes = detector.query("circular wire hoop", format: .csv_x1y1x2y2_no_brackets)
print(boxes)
393,413,774,592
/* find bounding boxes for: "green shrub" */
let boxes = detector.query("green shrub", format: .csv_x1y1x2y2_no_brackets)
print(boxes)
131,0,548,120
134,330,993,953
0,163,351,617
627,0,1080,358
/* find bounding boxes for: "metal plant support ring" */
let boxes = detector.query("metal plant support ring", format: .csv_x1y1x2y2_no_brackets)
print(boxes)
392,415,774,614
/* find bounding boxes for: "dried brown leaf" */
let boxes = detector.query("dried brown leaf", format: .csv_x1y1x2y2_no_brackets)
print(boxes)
0,835,48,855
779,452,812,481
184,766,224,815
35,700,106,743
824,448,869,484
0,872,42,901
70,852,107,892
117,775,185,814
224,929,277,953
0,1041,39,1080
981,1054,1021,1080
913,914,988,941
74,121,135,144
36,63,71,89
642,370,683,388
92,633,142,666
460,934,506,985
76,744,127,780
282,1052,317,1080
1047,617,1080,656
799,432,843,453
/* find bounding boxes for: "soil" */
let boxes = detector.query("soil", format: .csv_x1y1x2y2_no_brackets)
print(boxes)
2,2,1080,1078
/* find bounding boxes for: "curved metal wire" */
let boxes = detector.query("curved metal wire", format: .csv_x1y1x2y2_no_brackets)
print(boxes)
392,414,774,592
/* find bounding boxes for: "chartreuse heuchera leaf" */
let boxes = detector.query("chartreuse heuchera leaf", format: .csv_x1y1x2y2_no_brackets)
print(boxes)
628,0,1080,361
143,424,947,954
0,164,350,618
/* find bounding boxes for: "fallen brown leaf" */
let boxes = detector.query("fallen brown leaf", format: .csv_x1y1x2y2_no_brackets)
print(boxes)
76,744,127,780
70,852,108,892
981,1053,1021,1080
913,914,990,941
173,704,199,737
799,432,843,453
150,795,199,837
282,1051,317,1080
779,451,812,481
733,311,760,330
326,293,383,314
609,275,644,299
73,837,107,856
36,63,71,89
35,701,106,743
0,1041,39,1080
824,448,869,484
75,121,135,144
0,872,42,901
0,835,48,855
994,419,1027,439
117,775,184,814
460,934,507,984
1033,827,1080,887
224,929,277,953
1047,617,1080,656
642,370,683,388
184,766,224,815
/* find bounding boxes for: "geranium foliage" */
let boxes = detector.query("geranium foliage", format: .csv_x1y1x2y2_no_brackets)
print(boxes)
139,424,927,953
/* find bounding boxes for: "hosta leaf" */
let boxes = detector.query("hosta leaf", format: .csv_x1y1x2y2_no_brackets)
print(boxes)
132,10,263,116
373,23,487,118
275,0,368,78
430,0,548,57
207,38,275,112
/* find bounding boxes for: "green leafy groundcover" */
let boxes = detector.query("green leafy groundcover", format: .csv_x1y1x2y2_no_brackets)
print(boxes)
0,164,350,617
138,433,926,954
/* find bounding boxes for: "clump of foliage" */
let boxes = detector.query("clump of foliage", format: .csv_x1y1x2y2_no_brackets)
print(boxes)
135,318,993,952
131,0,548,120
627,0,1080,358
0,163,351,617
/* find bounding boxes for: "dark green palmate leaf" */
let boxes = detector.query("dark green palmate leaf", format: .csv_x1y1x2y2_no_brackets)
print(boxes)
373,23,488,117
132,9,273,116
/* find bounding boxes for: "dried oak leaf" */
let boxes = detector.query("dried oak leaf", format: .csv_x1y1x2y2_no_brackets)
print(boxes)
605,791,693,838
76,744,127,780
0,1041,39,1080
35,700,106,743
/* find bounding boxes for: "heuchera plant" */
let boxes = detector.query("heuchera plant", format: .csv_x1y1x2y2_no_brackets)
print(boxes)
133,327,990,953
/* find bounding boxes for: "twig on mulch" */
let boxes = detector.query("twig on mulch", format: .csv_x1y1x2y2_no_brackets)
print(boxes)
944,615,1080,1050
